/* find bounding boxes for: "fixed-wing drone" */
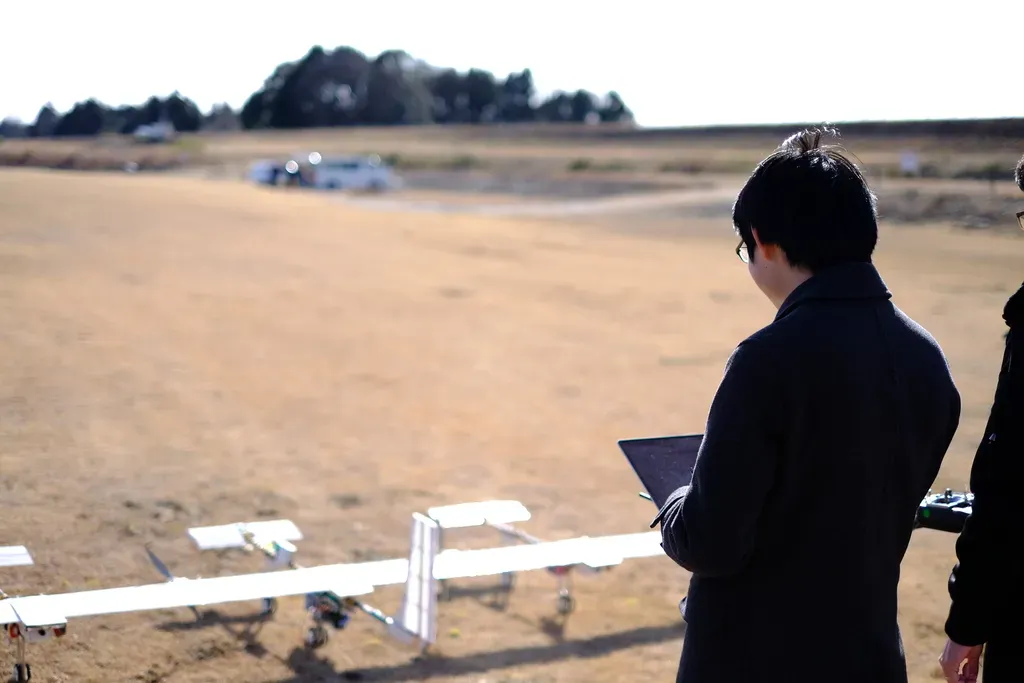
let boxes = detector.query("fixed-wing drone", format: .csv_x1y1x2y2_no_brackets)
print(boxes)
0,486,976,682
178,500,664,644
1,505,665,681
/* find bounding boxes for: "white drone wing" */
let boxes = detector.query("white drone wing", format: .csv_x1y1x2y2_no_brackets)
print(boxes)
434,534,633,580
347,558,410,587
348,531,666,586
1,563,373,628
592,532,664,560
188,520,303,551
0,546,33,568
426,500,531,529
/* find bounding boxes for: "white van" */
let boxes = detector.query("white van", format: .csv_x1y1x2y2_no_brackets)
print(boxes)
310,154,400,191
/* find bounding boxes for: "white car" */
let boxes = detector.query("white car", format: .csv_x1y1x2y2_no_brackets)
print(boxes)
310,154,400,191
133,121,176,143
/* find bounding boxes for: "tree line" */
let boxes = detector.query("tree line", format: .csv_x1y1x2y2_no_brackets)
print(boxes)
0,45,633,138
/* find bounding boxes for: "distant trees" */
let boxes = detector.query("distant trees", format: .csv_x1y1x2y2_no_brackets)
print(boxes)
238,45,632,130
16,44,633,138
30,104,59,137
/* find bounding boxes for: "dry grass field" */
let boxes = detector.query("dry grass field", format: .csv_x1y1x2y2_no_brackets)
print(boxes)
4,122,1024,179
1,126,1023,682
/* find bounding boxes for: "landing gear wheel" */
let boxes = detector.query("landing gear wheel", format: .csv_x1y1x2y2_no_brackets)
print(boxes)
500,572,516,590
305,625,329,649
556,593,575,615
261,598,278,617
13,663,30,682
437,581,451,602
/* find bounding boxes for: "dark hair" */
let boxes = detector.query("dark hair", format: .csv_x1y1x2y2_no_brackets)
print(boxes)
1014,153,1024,193
732,126,878,272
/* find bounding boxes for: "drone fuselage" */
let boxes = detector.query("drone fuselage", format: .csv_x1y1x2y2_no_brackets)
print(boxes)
6,622,66,644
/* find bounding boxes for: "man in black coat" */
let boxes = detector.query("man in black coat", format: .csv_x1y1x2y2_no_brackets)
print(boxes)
938,157,1024,683
653,127,962,683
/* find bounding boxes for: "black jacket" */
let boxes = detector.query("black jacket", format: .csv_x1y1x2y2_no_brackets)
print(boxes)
654,262,961,683
945,283,1024,652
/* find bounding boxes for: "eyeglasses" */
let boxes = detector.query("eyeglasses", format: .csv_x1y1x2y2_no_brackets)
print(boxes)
736,240,750,264
1017,210,1023,232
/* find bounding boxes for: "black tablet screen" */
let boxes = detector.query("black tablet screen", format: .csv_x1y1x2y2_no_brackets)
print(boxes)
618,434,703,509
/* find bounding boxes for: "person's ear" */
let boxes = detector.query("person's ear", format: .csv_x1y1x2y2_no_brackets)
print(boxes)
751,229,780,262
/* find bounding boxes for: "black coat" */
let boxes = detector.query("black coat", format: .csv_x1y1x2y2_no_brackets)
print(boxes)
653,262,961,683
944,283,1024,682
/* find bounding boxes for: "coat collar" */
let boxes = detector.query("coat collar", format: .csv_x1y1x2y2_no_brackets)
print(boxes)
774,261,892,322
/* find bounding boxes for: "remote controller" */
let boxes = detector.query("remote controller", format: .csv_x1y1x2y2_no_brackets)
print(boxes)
916,488,973,534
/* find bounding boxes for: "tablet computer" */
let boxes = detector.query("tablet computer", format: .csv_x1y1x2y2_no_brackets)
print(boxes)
618,433,703,509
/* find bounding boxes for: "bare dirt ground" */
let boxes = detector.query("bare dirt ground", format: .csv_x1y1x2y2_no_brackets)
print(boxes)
0,154,1022,683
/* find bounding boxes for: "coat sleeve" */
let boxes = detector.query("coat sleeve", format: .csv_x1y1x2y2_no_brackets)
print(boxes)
654,338,779,577
945,324,1023,646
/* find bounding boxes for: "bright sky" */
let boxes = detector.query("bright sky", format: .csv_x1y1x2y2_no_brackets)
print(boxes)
2,1,1021,128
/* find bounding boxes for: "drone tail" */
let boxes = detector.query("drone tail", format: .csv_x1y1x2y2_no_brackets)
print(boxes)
388,512,440,648
0,546,33,599
0,546,33,569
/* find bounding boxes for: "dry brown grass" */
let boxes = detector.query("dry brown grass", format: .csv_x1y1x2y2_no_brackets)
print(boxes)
4,124,1024,180
0,160,1021,682
0,137,197,173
